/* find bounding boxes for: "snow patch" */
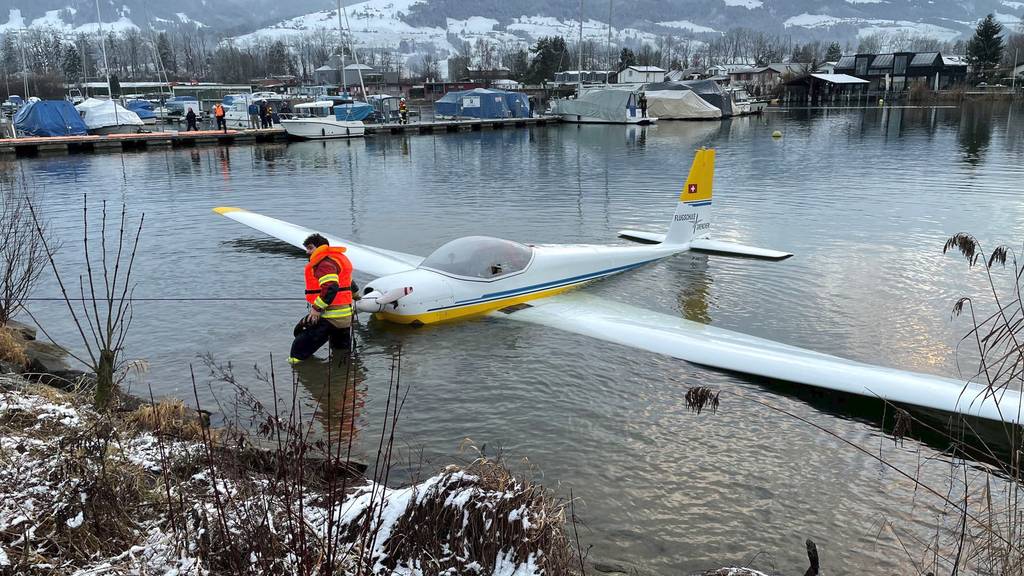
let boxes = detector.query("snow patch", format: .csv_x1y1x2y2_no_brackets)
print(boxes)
1003,1,1024,8
723,0,763,8
994,11,1022,23
658,20,719,33
784,13,844,28
446,16,498,35
0,9,26,33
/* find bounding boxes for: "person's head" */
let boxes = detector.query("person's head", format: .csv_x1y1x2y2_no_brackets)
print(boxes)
302,233,329,254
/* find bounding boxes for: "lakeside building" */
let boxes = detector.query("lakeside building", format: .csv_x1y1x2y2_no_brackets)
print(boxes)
617,65,666,84
551,70,615,84
783,73,870,102
727,63,811,91
833,52,968,91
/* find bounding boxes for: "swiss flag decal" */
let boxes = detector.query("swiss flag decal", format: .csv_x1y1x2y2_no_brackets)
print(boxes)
687,183,698,194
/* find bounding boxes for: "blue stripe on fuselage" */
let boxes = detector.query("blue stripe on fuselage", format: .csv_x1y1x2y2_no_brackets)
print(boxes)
427,258,661,312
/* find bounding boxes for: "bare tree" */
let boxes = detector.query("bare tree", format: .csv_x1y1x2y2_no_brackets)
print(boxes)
26,197,144,409
0,186,51,326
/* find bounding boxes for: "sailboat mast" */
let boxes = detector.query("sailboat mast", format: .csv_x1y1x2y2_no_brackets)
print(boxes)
95,0,113,99
336,0,347,94
577,0,584,95
341,3,368,101
606,0,612,84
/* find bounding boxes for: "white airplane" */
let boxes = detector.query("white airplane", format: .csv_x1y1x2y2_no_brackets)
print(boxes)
214,149,1023,426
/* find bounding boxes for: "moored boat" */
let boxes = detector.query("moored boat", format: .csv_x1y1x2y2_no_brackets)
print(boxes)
550,88,657,124
279,101,367,139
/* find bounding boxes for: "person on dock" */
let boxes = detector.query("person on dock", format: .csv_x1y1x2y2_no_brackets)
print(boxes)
258,101,268,128
639,92,648,119
263,102,274,128
288,233,356,364
185,107,198,131
213,103,227,132
247,101,260,129
399,97,408,124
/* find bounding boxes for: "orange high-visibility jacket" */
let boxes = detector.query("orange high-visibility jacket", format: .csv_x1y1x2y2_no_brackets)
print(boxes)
304,245,353,319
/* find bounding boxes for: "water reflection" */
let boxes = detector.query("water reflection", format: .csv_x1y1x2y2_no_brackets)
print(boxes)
292,354,367,439
959,104,992,165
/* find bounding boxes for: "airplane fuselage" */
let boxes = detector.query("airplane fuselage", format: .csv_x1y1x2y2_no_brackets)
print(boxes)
363,239,686,325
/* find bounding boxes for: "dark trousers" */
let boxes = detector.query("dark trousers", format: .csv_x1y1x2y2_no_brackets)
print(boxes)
217,117,226,131
186,118,198,131
290,320,352,361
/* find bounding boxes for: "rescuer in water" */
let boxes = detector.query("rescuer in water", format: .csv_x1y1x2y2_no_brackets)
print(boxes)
288,233,357,363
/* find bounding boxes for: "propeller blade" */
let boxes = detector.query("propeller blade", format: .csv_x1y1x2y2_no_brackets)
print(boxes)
377,286,413,305
354,286,413,313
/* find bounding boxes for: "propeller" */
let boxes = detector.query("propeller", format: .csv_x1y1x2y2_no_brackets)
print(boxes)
355,286,413,313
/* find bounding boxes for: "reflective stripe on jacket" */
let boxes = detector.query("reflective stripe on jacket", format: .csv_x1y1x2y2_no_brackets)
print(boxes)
304,245,353,319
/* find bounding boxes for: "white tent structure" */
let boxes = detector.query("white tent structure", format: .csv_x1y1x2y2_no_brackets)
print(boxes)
644,89,722,120
75,98,145,134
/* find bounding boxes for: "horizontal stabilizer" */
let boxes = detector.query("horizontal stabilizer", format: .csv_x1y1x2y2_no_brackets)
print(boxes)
618,229,665,244
688,238,793,260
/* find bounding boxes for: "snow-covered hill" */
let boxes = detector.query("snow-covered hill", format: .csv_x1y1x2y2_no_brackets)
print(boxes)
229,0,1023,52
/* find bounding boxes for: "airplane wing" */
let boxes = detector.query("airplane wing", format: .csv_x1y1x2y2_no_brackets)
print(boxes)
213,207,422,278
499,292,1022,425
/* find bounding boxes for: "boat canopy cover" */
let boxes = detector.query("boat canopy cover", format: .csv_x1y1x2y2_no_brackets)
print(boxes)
643,89,721,120
643,80,734,117
434,88,516,119
333,102,374,121
13,100,88,137
125,99,156,119
75,98,144,129
551,89,637,122
503,91,531,117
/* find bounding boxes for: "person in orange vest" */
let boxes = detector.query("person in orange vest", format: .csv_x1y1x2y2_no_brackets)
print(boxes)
213,102,227,132
288,233,356,364
398,97,408,124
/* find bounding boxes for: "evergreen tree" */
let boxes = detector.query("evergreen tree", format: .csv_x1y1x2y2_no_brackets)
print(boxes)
825,41,842,62
156,32,176,74
62,44,82,81
967,14,1004,80
267,40,289,75
617,47,636,71
525,36,568,84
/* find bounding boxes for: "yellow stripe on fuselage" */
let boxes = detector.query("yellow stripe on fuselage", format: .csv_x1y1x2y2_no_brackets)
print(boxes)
375,282,586,325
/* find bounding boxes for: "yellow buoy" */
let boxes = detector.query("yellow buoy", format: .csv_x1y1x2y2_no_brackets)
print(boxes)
771,130,783,138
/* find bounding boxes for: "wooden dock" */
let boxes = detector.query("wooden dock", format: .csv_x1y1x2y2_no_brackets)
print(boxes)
0,116,559,156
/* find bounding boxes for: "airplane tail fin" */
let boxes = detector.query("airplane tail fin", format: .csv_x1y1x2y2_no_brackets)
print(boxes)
664,148,714,246
618,148,793,260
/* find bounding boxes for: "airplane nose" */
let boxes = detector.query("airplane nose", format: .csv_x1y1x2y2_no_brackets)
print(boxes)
355,286,413,313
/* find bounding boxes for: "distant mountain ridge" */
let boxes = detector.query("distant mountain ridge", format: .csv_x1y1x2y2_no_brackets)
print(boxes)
2,0,1021,49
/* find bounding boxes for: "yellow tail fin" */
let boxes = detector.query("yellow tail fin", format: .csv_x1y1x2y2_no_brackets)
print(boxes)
679,148,715,204
665,148,715,245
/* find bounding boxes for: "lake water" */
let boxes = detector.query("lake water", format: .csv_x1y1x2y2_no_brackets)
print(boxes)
9,101,1024,575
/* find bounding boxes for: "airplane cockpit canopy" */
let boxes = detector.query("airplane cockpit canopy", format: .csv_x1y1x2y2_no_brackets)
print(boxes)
420,236,534,280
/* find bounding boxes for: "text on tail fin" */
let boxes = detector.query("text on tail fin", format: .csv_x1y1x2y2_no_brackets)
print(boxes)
680,148,715,205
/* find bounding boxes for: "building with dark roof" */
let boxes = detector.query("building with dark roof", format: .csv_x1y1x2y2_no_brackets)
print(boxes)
834,52,968,92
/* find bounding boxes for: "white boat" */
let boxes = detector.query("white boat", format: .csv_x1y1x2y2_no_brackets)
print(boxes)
225,92,288,129
279,101,365,139
551,88,657,124
75,98,145,134
728,88,767,116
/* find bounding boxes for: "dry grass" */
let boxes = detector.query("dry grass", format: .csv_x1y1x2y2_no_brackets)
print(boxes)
0,327,28,369
126,397,210,441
